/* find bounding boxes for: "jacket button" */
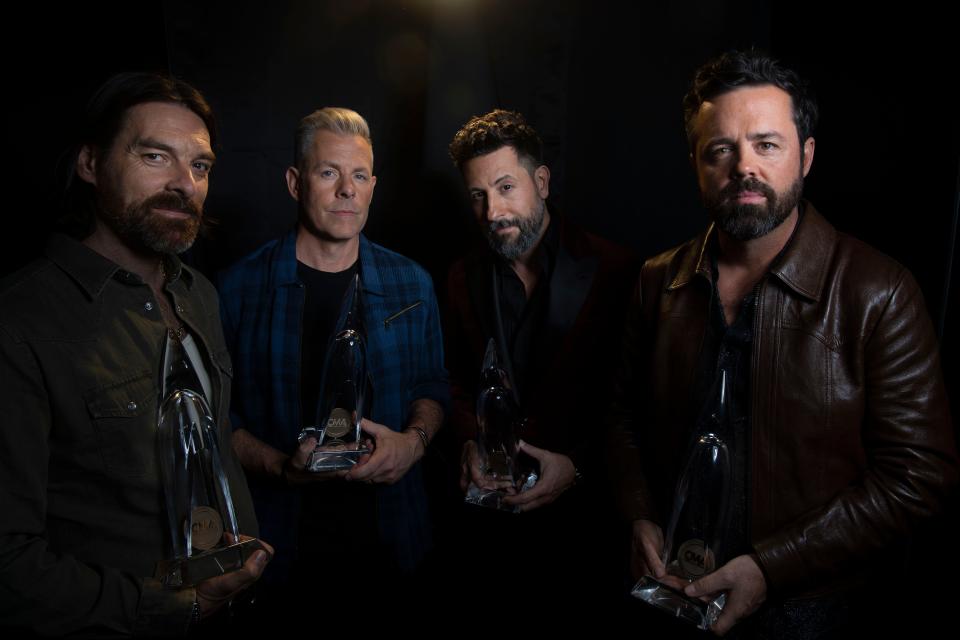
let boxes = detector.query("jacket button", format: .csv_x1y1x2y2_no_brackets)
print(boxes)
127,401,138,411
144,302,154,312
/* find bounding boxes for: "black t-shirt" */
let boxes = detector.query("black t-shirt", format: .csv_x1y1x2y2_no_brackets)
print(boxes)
295,259,380,572
297,259,358,425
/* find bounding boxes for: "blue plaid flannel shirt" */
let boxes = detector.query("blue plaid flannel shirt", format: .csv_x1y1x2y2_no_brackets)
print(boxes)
217,230,449,573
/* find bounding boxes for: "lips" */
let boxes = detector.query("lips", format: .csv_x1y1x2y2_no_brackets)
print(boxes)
143,193,201,219
721,178,775,204
153,207,193,219
733,191,767,203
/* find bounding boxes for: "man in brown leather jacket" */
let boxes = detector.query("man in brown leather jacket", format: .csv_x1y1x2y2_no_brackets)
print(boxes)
611,50,956,636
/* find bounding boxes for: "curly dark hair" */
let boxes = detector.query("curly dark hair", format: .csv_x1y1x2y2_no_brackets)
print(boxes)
683,49,818,148
449,109,543,171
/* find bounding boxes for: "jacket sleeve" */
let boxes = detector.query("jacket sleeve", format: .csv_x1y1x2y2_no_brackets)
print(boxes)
0,326,194,636
409,274,451,413
215,267,248,433
753,267,958,595
605,274,660,524
443,264,482,446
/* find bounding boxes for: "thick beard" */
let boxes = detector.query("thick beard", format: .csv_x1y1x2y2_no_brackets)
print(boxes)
100,192,203,254
706,175,803,241
485,198,546,260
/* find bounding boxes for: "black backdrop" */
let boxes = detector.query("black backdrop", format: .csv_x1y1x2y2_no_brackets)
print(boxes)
5,0,958,614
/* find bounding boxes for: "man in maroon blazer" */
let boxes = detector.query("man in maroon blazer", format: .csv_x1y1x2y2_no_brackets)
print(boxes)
440,109,639,612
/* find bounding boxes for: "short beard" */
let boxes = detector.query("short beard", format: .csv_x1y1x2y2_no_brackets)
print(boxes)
101,192,203,254
706,175,803,241
485,198,546,260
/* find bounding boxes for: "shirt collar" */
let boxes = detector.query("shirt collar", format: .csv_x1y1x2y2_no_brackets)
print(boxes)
45,233,193,300
669,200,831,302
278,229,383,297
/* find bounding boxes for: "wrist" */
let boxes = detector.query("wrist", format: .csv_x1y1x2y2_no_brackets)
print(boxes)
404,425,429,457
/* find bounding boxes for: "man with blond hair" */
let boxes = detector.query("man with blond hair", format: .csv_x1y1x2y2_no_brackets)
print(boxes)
217,108,448,607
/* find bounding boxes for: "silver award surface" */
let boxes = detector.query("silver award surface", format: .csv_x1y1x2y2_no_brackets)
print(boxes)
464,339,537,512
632,369,733,630
155,339,261,587
299,272,370,471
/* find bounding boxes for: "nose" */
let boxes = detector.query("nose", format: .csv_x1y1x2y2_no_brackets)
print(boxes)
732,145,757,178
165,162,199,198
484,192,507,223
337,175,356,199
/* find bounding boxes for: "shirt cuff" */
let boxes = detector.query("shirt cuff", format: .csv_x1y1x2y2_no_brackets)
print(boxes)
133,578,194,637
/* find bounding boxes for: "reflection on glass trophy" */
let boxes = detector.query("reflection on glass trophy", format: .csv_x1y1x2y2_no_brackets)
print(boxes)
632,369,733,630
299,273,370,471
464,339,537,512
155,338,261,587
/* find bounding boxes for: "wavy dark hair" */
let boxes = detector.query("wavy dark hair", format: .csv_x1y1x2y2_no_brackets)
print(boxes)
59,72,216,238
448,109,544,172
683,49,818,149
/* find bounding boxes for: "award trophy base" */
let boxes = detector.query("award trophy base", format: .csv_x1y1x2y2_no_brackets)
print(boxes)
631,575,725,631
155,537,265,588
305,444,371,472
464,473,538,513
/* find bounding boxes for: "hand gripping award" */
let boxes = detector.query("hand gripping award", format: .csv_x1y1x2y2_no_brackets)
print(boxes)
632,369,734,629
298,272,371,472
155,333,263,587
464,339,537,511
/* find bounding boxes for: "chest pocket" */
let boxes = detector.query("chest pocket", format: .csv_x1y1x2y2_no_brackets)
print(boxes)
83,371,157,477
367,299,424,415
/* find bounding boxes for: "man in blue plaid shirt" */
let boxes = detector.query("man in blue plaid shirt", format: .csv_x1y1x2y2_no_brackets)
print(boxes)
217,108,448,608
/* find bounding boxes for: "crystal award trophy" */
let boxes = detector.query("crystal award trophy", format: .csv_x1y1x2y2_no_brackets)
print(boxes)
464,339,537,511
299,272,370,471
632,369,733,630
155,337,261,587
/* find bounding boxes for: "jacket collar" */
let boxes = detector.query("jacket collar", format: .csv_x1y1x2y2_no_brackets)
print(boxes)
45,233,193,300
767,202,835,302
269,230,300,290
668,200,835,302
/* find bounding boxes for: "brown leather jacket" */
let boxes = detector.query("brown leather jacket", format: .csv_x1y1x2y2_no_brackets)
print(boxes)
609,202,957,596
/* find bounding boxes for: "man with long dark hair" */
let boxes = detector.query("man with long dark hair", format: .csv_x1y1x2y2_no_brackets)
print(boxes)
0,73,269,635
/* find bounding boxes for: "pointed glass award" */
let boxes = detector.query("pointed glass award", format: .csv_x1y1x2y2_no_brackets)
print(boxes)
298,272,371,471
632,368,733,629
464,338,537,511
155,335,262,587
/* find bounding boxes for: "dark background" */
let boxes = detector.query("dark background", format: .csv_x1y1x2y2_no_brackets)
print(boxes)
5,0,958,615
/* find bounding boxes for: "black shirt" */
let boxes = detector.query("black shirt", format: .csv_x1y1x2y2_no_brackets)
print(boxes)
294,259,379,575
689,244,756,565
493,217,559,404
297,259,358,425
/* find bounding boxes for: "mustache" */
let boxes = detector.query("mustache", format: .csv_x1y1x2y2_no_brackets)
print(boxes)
720,177,776,201
144,192,201,218
487,218,519,233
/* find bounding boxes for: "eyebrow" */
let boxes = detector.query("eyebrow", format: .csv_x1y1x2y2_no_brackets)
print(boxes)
133,137,217,164
704,131,786,148
747,131,785,141
315,159,370,174
470,173,515,192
